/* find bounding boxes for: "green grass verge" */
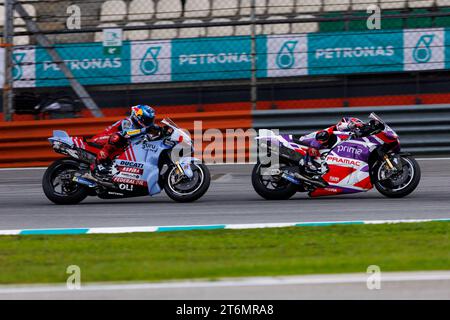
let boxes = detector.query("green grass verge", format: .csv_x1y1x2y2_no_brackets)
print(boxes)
0,222,449,284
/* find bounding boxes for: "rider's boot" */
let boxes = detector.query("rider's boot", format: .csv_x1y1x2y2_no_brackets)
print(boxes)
88,161,112,181
297,157,328,187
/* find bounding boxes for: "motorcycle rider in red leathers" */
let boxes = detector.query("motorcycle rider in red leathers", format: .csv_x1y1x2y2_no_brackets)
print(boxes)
294,117,382,185
89,105,162,177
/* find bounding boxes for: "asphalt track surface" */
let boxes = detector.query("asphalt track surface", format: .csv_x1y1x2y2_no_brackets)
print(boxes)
0,158,449,230
1,272,449,299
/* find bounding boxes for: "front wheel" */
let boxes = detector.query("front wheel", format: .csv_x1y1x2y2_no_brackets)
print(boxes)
42,158,88,205
164,163,211,202
373,155,421,198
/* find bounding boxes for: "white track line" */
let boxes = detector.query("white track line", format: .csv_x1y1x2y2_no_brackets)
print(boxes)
0,157,449,171
0,271,449,294
0,167,46,171
417,157,450,161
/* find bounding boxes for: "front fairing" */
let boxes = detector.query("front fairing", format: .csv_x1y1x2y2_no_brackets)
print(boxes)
369,113,401,152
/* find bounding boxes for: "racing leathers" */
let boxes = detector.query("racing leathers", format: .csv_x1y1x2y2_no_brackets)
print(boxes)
90,118,161,174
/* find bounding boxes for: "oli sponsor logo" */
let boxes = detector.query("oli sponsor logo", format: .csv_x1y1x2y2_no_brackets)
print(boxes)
119,184,133,191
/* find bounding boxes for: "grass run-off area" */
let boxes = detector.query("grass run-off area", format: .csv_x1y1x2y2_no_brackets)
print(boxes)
0,222,449,284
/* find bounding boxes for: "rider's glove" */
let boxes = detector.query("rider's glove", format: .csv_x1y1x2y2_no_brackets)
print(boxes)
353,121,383,138
349,121,364,131
369,119,385,132
144,124,161,134
123,128,144,139
352,128,363,138
308,148,320,157
123,125,160,139
143,125,163,141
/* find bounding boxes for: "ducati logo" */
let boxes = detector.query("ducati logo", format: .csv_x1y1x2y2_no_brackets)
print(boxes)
118,160,144,169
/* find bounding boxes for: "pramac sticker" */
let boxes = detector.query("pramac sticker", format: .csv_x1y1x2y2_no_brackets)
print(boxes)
328,156,361,167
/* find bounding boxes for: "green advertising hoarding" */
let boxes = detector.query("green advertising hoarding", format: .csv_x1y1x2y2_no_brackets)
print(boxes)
171,36,267,82
308,30,404,75
9,28,449,88
35,42,131,87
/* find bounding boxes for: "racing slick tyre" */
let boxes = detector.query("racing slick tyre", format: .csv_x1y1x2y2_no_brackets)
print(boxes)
373,155,421,198
164,163,211,203
252,162,297,200
43,158,89,205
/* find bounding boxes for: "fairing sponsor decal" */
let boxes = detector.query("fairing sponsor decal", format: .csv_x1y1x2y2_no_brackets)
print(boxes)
117,166,144,175
119,183,134,192
112,177,148,187
327,156,361,167
117,160,144,169
117,172,141,179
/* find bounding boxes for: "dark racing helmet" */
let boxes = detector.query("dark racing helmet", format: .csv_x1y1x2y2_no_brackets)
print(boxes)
316,130,330,142
337,117,365,131
130,105,155,128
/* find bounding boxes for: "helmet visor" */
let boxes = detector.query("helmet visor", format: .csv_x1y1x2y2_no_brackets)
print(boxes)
142,116,154,127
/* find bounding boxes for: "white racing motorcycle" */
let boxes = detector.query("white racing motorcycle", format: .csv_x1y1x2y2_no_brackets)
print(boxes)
43,118,211,204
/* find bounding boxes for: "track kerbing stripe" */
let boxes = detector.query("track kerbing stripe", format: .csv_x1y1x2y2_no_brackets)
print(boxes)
295,221,365,227
0,218,449,236
157,225,226,232
20,229,89,235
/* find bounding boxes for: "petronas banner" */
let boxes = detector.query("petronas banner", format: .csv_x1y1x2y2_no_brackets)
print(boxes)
307,28,444,75
35,42,131,87
9,28,448,88
307,29,404,74
171,36,267,82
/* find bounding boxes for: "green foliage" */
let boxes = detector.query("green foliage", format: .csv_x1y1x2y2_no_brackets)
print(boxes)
0,222,449,284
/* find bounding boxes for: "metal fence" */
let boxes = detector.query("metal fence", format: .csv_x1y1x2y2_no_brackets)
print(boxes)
3,0,450,121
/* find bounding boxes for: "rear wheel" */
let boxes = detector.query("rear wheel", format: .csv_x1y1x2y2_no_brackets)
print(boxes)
42,159,88,205
164,163,210,202
373,155,421,198
251,162,297,200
